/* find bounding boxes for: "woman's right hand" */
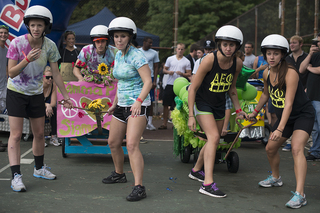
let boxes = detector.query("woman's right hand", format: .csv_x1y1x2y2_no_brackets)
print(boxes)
27,48,41,62
188,116,197,132
248,113,256,121
107,105,116,115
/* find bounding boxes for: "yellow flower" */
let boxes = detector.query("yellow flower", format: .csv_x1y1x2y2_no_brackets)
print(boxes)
88,99,105,110
98,63,109,75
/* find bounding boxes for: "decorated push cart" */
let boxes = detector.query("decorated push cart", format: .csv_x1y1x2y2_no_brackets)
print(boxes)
57,81,127,157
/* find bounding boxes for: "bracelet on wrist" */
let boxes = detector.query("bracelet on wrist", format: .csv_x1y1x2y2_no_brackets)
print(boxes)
276,129,283,133
254,109,259,113
236,108,242,114
25,57,30,63
136,98,143,103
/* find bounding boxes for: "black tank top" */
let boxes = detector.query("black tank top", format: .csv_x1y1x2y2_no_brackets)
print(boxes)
195,51,237,109
267,69,314,122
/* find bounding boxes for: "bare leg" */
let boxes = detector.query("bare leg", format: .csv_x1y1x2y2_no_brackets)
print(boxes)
126,116,147,185
108,117,127,174
193,114,223,184
265,136,287,178
291,130,309,195
162,105,169,127
29,117,45,156
8,117,24,166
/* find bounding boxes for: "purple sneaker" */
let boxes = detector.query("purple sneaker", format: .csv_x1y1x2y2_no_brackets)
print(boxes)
199,182,227,198
188,168,205,182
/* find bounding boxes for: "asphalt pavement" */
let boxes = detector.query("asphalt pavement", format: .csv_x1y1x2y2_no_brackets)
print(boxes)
0,118,319,213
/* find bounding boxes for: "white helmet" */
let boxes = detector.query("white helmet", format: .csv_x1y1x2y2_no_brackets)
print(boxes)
215,25,243,46
261,34,289,56
24,5,53,35
90,25,109,38
108,17,137,39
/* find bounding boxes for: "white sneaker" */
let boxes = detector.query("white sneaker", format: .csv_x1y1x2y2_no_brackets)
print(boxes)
11,173,26,192
33,165,56,180
49,136,61,146
146,123,156,131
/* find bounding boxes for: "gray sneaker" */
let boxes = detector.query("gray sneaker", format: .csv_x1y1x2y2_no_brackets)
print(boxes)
33,165,56,180
11,173,26,192
285,191,307,209
49,136,61,146
259,175,283,187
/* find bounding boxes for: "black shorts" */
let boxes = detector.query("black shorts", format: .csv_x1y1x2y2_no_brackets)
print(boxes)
6,89,45,118
272,115,314,138
112,105,149,123
163,85,176,110
194,101,225,120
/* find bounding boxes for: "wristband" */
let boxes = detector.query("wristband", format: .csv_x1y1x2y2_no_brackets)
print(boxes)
22,51,30,63
276,129,283,133
136,98,143,103
254,109,259,113
236,108,242,114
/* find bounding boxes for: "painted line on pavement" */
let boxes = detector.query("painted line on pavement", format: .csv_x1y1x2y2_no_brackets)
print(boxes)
0,148,33,176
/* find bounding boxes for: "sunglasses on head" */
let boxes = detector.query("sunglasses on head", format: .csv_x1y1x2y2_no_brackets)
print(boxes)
43,75,53,80
0,25,9,30
65,30,76,36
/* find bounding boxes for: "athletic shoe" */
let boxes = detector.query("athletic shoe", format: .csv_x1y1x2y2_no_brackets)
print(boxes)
33,165,56,180
282,144,291,152
102,171,127,184
259,175,283,187
49,136,61,146
306,154,320,161
285,191,307,209
11,173,26,192
126,185,147,201
44,142,48,147
168,119,173,124
188,168,205,182
146,123,156,131
199,182,227,198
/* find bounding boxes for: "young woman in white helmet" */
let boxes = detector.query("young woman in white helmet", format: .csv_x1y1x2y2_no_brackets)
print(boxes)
73,25,117,81
102,17,152,201
6,5,73,192
248,34,314,209
187,25,247,198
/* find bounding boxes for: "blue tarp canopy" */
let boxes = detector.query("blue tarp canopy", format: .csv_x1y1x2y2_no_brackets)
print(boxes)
67,7,160,47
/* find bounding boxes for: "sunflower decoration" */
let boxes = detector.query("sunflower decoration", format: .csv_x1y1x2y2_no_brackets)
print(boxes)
88,99,105,111
98,63,109,75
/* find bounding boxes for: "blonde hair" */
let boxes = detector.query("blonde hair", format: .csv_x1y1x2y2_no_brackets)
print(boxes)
44,66,52,74
290,35,303,44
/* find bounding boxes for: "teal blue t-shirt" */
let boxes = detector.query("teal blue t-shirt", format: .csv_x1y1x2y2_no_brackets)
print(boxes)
113,46,150,107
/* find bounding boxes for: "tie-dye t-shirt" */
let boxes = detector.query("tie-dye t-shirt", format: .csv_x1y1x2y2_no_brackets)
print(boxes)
6,34,60,96
78,44,118,70
113,46,150,107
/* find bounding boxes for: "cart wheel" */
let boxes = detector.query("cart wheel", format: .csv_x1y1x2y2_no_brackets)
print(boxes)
180,145,191,163
61,138,67,158
193,149,199,164
262,124,271,146
226,151,239,173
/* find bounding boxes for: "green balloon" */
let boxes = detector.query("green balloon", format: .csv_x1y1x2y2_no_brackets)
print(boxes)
236,88,243,100
179,85,188,99
173,77,189,96
182,91,188,101
236,65,255,90
242,83,257,101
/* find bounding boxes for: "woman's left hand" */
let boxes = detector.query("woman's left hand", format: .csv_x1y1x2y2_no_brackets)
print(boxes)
270,129,282,141
236,111,248,120
62,98,73,109
130,101,141,117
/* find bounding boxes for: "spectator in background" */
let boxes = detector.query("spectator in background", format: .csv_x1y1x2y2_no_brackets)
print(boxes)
158,62,165,101
43,66,60,147
243,42,256,68
185,43,199,71
139,36,160,131
197,48,204,59
0,25,9,151
252,54,268,79
58,31,79,79
282,35,309,152
300,34,320,161
192,41,215,75
159,43,191,130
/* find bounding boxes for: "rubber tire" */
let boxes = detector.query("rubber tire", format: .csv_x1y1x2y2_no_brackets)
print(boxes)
226,151,239,173
193,149,200,165
262,124,271,146
61,138,67,158
180,145,191,163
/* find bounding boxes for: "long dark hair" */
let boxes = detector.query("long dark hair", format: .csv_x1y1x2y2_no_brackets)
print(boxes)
276,60,296,91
